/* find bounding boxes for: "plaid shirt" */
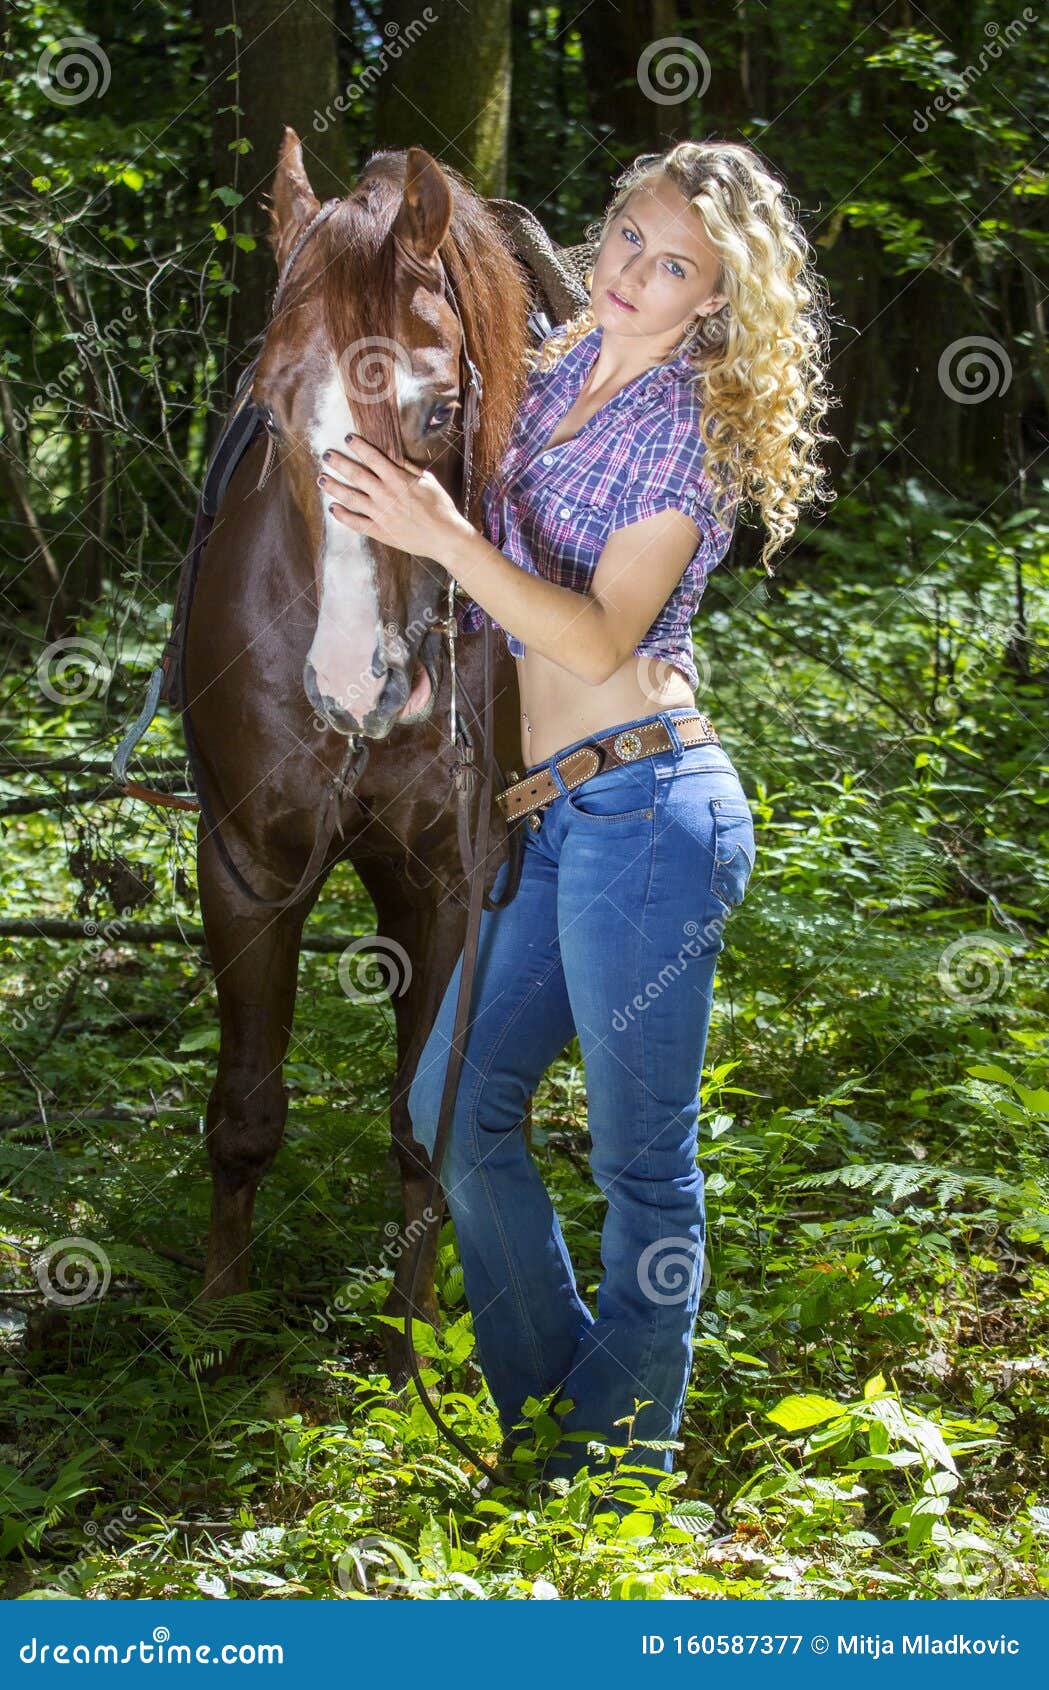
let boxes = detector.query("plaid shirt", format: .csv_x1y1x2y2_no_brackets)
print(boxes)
455,323,736,690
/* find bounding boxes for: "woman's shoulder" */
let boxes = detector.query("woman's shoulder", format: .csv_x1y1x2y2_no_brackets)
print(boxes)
630,371,706,460
528,320,599,379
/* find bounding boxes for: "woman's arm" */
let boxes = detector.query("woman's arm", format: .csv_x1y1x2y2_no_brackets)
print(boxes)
444,509,700,685
317,431,700,686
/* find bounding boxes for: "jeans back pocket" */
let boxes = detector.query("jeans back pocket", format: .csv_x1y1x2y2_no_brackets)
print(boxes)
709,796,756,910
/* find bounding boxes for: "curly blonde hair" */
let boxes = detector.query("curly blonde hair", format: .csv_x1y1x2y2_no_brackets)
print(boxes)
532,140,837,571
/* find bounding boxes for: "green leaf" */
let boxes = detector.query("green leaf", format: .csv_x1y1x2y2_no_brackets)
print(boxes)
417,1517,450,1574
966,1063,1019,1088
178,1026,220,1052
767,1393,845,1431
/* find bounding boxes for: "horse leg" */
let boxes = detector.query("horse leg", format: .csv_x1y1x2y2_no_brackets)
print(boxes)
196,829,319,1307
350,857,463,1387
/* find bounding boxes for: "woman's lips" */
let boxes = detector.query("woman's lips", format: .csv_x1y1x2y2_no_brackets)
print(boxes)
606,287,637,312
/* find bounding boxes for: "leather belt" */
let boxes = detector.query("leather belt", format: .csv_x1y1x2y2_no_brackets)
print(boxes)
496,711,722,829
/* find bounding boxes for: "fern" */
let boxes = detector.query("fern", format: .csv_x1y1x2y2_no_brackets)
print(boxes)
788,1160,1037,1215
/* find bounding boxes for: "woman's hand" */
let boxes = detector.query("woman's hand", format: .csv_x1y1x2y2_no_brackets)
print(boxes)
317,433,471,569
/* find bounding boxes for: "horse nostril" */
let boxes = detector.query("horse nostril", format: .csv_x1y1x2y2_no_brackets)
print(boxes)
377,666,409,715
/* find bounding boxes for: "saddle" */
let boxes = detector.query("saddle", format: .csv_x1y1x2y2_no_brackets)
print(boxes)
154,200,593,717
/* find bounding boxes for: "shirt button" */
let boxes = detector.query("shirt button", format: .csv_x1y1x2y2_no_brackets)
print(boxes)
559,506,571,518
541,453,554,464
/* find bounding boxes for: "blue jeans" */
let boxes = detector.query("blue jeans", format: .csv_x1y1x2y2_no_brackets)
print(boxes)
406,707,756,1491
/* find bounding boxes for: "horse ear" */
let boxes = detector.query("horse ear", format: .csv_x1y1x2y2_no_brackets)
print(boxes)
265,126,321,270
389,146,453,281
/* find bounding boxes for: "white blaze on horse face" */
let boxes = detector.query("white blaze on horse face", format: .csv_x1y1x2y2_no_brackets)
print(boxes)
306,366,385,723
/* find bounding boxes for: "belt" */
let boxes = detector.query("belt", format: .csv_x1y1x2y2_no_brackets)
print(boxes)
496,711,722,830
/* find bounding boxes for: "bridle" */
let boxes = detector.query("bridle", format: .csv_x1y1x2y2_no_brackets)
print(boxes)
181,199,520,919
115,193,525,1492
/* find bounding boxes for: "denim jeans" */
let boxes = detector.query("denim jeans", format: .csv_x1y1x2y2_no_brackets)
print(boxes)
406,706,756,1491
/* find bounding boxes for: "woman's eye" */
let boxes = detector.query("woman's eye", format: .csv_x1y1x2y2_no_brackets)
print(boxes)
622,227,683,277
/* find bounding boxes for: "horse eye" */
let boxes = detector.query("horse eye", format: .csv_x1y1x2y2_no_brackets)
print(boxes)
426,401,459,432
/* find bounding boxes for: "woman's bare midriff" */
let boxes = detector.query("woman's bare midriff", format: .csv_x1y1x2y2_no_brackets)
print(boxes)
511,356,697,769
517,644,696,769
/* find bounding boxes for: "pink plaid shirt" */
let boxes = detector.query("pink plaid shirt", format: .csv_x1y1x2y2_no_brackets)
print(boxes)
455,323,736,689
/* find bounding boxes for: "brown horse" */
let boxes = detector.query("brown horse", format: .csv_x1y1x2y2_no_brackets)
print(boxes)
185,131,532,1377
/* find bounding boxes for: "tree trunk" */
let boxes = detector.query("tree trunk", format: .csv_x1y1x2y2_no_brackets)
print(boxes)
192,0,353,404
374,0,512,195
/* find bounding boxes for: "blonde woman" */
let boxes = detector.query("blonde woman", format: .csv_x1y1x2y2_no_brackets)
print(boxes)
322,140,834,1499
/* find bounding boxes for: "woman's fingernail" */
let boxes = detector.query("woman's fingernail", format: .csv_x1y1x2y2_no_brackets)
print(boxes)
317,475,326,485
321,451,332,461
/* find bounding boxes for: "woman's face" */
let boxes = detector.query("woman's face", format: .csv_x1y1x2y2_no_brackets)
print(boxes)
590,173,726,354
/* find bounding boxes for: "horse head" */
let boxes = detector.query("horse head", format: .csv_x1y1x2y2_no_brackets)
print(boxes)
253,130,531,740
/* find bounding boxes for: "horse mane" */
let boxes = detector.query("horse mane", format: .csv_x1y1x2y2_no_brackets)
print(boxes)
308,150,532,525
